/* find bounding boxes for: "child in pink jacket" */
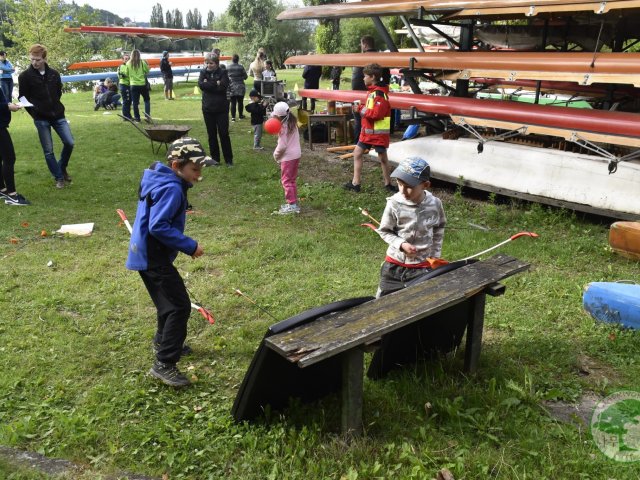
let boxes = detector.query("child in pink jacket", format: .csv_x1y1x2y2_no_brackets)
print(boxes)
271,101,301,214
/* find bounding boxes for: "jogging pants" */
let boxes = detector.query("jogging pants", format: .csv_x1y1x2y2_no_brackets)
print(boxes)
139,265,191,364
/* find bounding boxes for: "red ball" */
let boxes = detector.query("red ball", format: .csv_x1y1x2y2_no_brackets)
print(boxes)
264,117,282,135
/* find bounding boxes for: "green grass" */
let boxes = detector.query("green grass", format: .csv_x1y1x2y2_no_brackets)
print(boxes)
1,73,639,479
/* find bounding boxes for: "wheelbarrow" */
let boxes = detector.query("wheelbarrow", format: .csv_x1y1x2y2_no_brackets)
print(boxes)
119,114,191,154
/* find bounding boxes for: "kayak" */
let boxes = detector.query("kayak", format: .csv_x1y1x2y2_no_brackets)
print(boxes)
583,282,640,329
609,221,640,260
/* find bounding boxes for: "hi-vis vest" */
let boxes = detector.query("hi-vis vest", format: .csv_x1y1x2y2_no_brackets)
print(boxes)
364,89,390,135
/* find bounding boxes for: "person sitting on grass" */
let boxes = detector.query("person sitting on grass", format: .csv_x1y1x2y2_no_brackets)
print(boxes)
245,89,267,150
375,157,446,297
125,137,209,388
344,63,396,194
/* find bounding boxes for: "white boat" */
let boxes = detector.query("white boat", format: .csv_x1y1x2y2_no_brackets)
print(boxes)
387,135,640,219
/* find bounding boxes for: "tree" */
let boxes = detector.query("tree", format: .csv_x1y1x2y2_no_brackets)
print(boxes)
172,9,184,29
303,0,344,55
150,3,164,28
206,10,215,29
165,10,173,28
186,9,202,30
6,0,91,71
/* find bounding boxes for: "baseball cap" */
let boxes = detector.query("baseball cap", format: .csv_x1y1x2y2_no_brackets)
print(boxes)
249,89,261,98
167,137,212,166
390,157,430,187
271,101,290,117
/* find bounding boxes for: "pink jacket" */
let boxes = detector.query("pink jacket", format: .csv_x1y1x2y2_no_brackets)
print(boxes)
273,121,301,163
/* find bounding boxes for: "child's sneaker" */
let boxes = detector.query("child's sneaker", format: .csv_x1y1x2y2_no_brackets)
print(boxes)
4,193,30,206
149,361,191,387
343,181,361,193
384,183,399,193
277,203,300,215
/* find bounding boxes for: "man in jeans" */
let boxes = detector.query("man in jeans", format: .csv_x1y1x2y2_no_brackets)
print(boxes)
18,44,74,189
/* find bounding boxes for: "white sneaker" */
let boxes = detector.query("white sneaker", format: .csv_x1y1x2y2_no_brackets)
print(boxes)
276,203,300,215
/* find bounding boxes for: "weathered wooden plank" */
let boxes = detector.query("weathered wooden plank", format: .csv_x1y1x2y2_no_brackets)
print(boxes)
464,294,486,373
265,254,529,367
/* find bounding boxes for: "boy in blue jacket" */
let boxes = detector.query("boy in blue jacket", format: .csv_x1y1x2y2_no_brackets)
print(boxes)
126,137,208,387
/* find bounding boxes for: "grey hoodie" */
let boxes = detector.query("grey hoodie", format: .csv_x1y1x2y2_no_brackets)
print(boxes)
377,191,446,264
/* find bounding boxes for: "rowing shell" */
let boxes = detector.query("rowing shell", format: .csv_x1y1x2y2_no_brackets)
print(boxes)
298,89,640,147
277,0,640,20
68,56,231,71
64,25,243,39
285,52,640,86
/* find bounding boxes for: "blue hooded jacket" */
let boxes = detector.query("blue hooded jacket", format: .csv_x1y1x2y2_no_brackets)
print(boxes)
126,162,197,271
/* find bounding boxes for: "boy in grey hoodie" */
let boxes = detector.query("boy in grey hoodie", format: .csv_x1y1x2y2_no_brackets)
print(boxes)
376,157,446,297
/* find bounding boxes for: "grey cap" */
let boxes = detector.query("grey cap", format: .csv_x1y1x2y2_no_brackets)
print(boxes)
390,157,430,187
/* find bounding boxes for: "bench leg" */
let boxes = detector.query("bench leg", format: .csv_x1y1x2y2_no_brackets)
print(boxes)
341,349,364,436
464,293,486,373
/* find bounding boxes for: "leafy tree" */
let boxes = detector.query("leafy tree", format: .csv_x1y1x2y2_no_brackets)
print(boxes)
6,0,92,71
225,0,312,67
165,10,173,28
172,9,184,29
150,3,164,28
206,10,215,29
303,0,343,54
186,9,202,30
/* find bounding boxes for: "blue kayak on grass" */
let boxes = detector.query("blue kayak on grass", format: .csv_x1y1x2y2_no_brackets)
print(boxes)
583,282,640,329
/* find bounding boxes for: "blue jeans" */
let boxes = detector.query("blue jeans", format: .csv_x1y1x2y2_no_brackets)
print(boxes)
34,118,74,181
0,79,13,101
130,84,150,121
120,84,131,119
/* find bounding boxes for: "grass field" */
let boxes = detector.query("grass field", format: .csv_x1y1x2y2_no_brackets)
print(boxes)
1,70,639,479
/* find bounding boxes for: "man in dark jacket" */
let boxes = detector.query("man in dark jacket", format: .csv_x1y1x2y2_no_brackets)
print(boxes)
160,51,174,100
18,44,74,189
198,53,232,166
301,64,322,111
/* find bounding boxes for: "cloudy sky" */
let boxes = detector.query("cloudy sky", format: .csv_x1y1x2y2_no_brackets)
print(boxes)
77,0,302,24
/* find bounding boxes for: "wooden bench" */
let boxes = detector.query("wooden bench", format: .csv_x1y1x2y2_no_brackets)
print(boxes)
263,254,530,434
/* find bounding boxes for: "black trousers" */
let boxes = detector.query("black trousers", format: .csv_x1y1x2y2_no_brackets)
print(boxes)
139,265,191,364
203,110,233,165
0,127,16,193
230,95,244,119
301,97,316,111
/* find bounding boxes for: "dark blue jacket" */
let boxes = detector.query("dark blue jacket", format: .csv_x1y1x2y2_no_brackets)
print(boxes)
126,162,197,271
0,88,11,129
302,65,322,89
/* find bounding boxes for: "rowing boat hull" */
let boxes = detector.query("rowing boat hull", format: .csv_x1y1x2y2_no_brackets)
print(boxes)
286,52,640,86
277,0,640,20
386,135,640,219
583,282,640,329
64,25,243,38
609,222,640,259
68,56,225,70
61,67,197,83
298,89,640,146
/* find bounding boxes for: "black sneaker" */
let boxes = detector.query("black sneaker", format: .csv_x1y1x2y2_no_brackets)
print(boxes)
385,183,399,193
4,193,30,206
203,159,220,167
62,169,72,184
0,189,9,200
343,181,361,193
152,342,193,356
149,361,191,387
